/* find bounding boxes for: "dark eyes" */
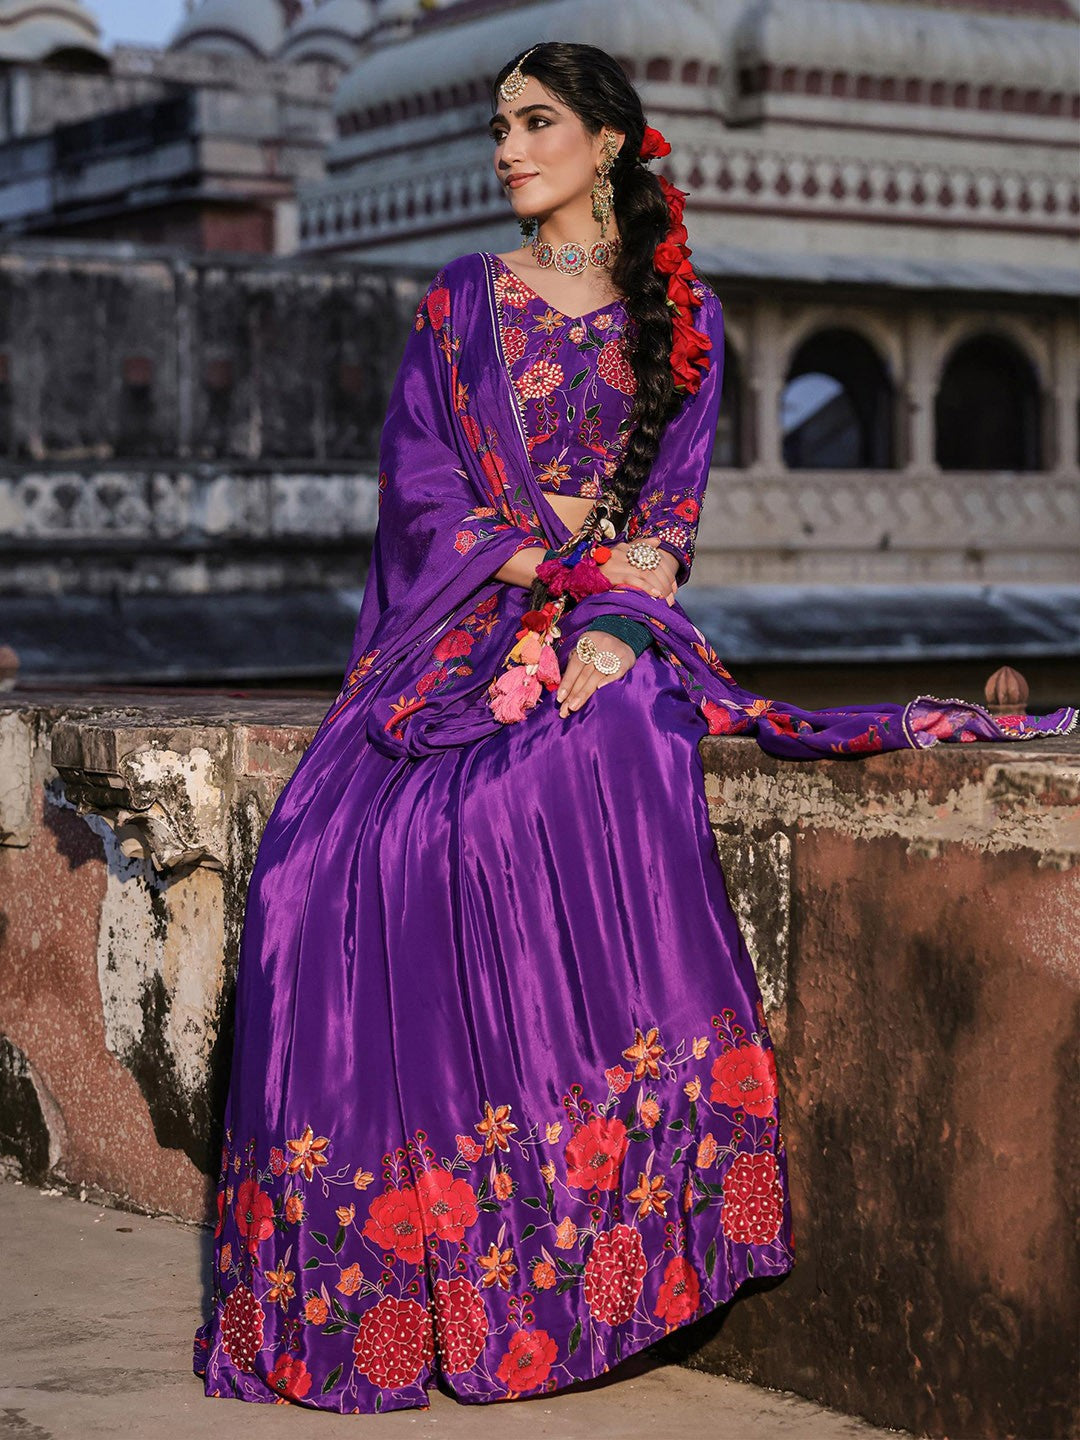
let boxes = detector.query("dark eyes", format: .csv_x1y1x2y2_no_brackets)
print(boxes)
490,117,549,142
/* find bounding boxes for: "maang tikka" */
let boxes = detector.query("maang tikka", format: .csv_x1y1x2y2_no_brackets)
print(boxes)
499,45,542,103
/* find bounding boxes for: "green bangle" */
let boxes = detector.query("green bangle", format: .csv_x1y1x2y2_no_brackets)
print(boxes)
588,614,653,657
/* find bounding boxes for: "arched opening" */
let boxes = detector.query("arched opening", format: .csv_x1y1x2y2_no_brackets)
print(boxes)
715,342,744,467
782,328,894,468
935,333,1042,470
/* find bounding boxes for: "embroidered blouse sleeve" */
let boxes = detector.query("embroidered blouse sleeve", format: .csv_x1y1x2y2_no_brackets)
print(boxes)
621,286,725,585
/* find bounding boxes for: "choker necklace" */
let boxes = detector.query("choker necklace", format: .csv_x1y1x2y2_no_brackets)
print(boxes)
530,235,620,276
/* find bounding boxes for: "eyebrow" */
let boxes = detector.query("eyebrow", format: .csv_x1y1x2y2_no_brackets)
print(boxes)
488,103,559,131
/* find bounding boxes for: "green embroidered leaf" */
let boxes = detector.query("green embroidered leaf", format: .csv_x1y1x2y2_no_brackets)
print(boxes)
705,1239,717,1276
375,1392,383,1412
521,1196,544,1209
478,1199,501,1212
310,1231,329,1246
322,1363,343,1393
332,1226,347,1254
477,1178,489,1201
521,1223,537,1239
667,1118,686,1131
569,367,589,389
555,1258,585,1274
671,1146,685,1163
322,1322,346,1335
303,1256,321,1269
692,1196,712,1216
626,1128,649,1143
747,1251,755,1276
566,405,575,422
584,403,601,419
689,1100,698,1130
568,1319,582,1357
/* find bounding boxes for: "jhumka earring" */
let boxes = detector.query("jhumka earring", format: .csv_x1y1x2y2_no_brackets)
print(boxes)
591,130,621,237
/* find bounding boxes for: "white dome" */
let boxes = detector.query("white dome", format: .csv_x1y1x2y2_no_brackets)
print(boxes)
279,0,377,67
334,0,726,119
0,0,104,62
170,0,288,58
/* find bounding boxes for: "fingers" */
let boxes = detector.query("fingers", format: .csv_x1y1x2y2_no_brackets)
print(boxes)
558,661,603,718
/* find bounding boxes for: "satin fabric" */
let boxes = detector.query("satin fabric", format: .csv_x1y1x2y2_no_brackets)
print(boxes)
193,250,1076,1414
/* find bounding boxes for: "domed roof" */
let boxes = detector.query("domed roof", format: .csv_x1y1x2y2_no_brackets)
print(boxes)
734,0,1078,93
0,0,104,63
334,0,725,117
278,0,377,67
170,0,288,58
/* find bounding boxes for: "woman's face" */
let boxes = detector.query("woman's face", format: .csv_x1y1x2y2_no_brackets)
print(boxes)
488,74,623,224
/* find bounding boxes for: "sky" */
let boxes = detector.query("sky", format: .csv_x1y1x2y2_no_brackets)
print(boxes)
91,0,187,48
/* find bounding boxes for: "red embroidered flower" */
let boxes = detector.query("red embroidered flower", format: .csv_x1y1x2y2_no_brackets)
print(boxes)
494,1327,558,1393
653,1255,702,1326
583,1222,647,1325
564,1114,629,1191
673,497,700,522
268,1146,286,1176
911,708,956,738
455,1133,483,1162
416,1166,479,1242
432,1275,489,1373
214,1188,225,1238
846,727,884,752
460,414,482,451
639,125,671,161
502,325,527,364
701,701,747,735
710,1043,778,1118
604,1064,633,1094
596,338,636,394
362,1185,425,1266
517,359,564,400
416,666,448,696
425,285,450,330
433,628,474,662
267,1354,313,1402
234,1180,275,1253
480,448,509,496
454,530,477,554
220,1283,264,1372
720,1152,785,1246
352,1295,434,1389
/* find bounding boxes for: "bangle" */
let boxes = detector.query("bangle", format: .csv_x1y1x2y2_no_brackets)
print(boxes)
588,615,653,657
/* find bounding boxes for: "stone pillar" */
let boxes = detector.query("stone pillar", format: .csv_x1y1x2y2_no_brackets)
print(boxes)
1051,310,1080,476
748,300,784,474
903,307,940,474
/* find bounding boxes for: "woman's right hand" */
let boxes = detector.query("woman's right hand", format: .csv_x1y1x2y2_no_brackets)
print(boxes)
600,540,679,605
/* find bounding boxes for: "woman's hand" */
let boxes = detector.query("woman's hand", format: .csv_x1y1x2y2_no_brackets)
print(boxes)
556,631,638,718
600,538,679,604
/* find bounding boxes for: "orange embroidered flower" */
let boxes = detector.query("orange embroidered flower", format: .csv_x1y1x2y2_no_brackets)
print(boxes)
697,1133,719,1169
475,1101,518,1154
544,1121,563,1144
304,1296,329,1325
627,1170,673,1219
639,1097,661,1129
554,1216,578,1249
531,1260,557,1290
539,1161,556,1184
335,1203,355,1226
264,1261,296,1307
623,1025,665,1081
336,1263,363,1296
352,1167,374,1190
493,1171,515,1201
684,1076,702,1101
477,1241,518,1290
284,1193,305,1224
285,1125,330,1181
218,1242,232,1273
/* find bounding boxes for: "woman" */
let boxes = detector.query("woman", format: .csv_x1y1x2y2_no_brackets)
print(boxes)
192,42,1076,1414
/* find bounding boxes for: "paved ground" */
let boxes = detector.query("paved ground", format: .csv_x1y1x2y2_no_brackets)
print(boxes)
0,1180,906,1440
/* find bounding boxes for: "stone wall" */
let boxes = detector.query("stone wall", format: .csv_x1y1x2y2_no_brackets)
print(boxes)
0,689,1076,1437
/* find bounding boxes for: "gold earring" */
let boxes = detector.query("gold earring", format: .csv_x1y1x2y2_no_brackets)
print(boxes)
591,132,621,236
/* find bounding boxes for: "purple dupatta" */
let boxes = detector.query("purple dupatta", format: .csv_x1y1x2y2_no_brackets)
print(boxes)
321,251,1076,761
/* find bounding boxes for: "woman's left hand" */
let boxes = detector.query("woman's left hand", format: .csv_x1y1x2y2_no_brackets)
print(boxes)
556,631,638,718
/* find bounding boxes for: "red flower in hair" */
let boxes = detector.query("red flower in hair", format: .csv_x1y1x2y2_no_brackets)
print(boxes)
639,125,671,161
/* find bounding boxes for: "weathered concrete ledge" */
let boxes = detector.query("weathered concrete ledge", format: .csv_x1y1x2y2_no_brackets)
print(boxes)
1,690,1077,1440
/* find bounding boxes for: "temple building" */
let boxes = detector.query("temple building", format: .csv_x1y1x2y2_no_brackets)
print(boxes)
0,0,1076,688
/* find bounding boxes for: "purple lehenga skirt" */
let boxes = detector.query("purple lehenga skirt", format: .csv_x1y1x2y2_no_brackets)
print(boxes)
193,629,793,1412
